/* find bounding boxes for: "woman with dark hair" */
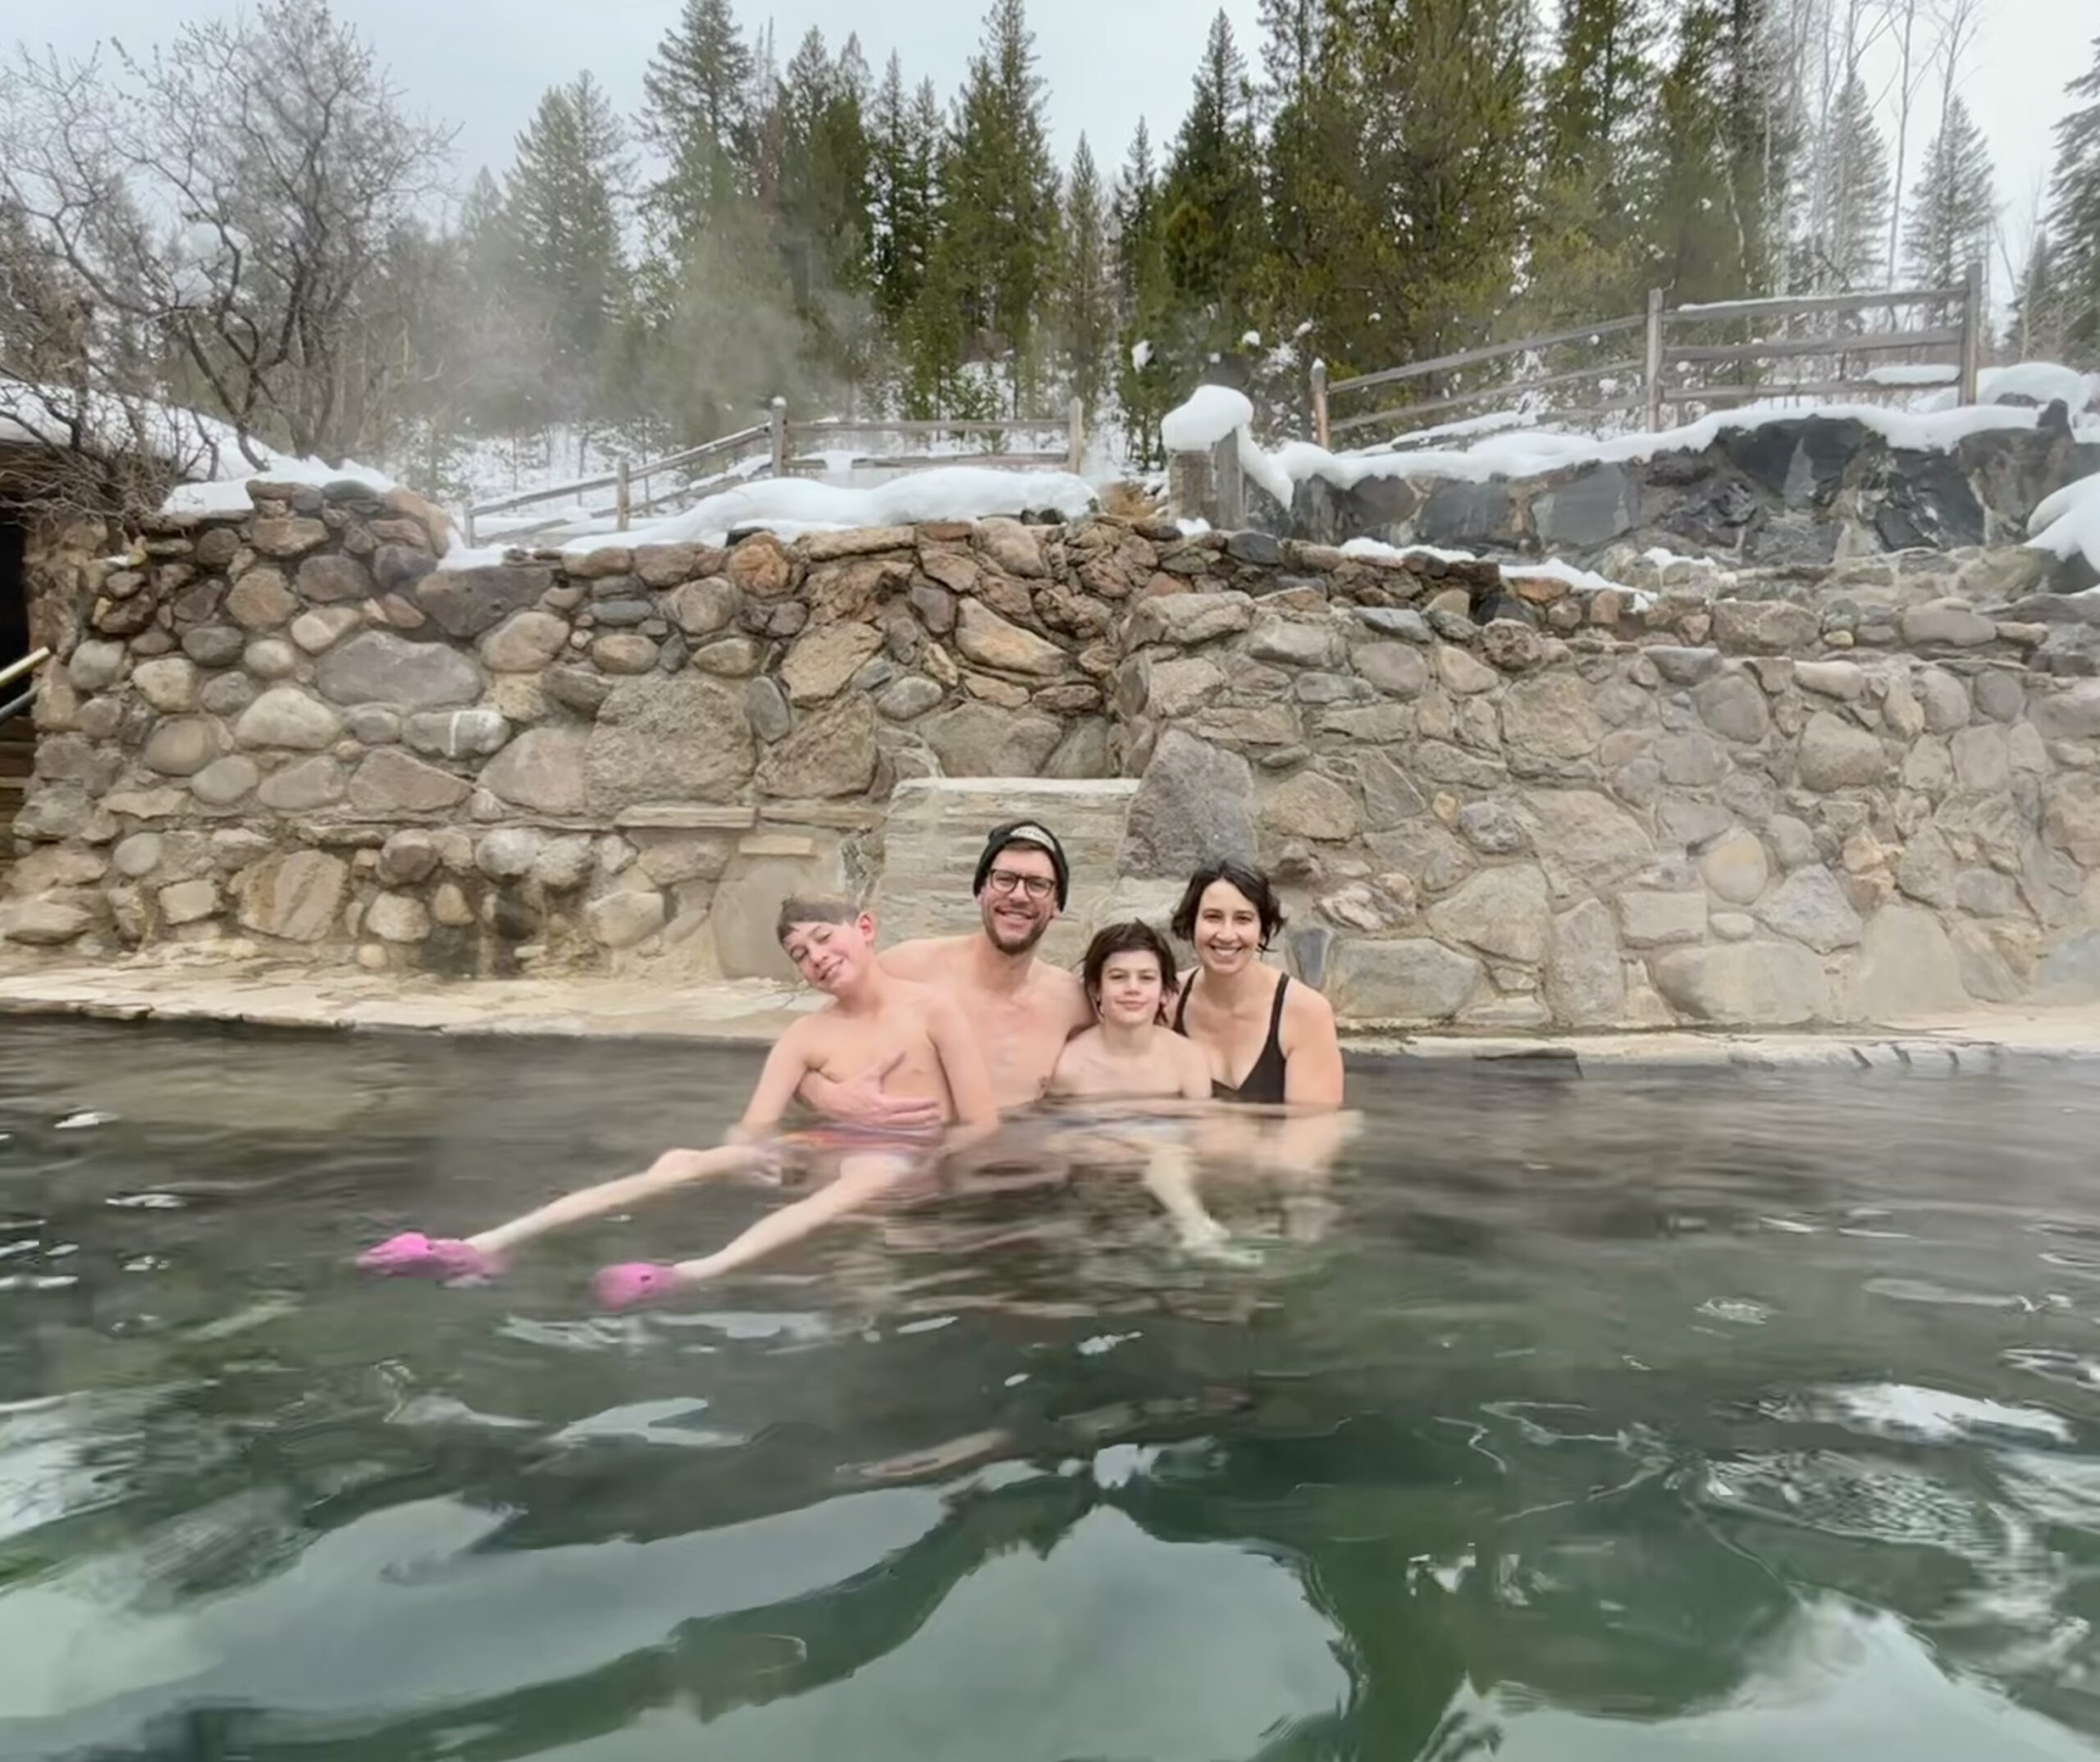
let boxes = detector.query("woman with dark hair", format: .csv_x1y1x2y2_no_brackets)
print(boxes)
1170,860,1344,1109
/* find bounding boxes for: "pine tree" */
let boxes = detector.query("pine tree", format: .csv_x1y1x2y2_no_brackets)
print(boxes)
1056,136,1113,420
1255,0,1366,374
640,0,755,251
2009,231,2062,361
1348,0,1532,371
1815,71,1890,292
505,74,631,433
1112,119,1176,463
1641,4,1742,301
1527,0,1659,324
935,0,1061,408
1162,13,1264,314
774,25,873,339
870,54,929,332
1903,94,1994,294
2047,34,2100,363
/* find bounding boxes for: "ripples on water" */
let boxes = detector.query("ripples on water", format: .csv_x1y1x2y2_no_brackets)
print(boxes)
4,1020,2100,1759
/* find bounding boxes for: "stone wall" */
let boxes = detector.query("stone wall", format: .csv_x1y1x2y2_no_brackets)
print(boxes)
1285,412,2100,587
8,472,2100,1029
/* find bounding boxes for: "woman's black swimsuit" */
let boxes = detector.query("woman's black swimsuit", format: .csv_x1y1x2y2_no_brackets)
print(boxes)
1173,975,1290,1105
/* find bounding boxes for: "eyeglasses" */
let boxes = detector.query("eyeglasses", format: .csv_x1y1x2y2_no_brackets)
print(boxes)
986,869,1056,901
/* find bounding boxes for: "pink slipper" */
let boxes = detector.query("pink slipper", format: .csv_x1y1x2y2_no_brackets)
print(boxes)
595,1262,682,1311
356,1232,500,1280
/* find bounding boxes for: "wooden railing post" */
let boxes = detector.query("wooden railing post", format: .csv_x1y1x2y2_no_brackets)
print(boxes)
1066,395,1084,472
614,458,632,532
1958,260,1984,407
1311,359,1330,450
1210,432,1245,531
769,396,789,476
1644,288,1666,431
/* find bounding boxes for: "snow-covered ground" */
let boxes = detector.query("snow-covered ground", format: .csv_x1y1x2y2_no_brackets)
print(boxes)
2030,472,2100,573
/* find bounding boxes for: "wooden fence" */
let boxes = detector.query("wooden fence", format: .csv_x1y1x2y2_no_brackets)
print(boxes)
1312,264,1985,451
463,399,1086,546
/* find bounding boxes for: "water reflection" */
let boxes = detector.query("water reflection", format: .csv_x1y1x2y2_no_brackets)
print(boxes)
4,1021,2100,1757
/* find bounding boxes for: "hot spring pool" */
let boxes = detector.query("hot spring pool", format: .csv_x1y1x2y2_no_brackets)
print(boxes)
4,1018,2100,1760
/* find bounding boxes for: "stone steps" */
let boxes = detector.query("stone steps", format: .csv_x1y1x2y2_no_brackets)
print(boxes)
873,777,1171,965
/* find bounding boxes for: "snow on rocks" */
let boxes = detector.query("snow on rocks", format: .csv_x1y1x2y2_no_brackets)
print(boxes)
560,468,1097,556
2029,472,2100,574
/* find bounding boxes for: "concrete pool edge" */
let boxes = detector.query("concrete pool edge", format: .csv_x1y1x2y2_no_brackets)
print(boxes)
4,955,2099,1072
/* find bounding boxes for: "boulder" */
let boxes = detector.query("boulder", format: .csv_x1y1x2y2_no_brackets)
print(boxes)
1359,752,1428,829
1126,592,1254,649
347,748,473,815
295,554,374,605
0,899,94,946
1652,942,1832,1025
243,639,299,681
1850,905,1967,1021
1435,645,1498,696
142,717,226,778
1794,660,1865,701
975,517,1048,578
1518,789,1655,899
224,568,297,630
1917,668,1972,733
781,623,885,704
1545,900,1624,1025
317,632,482,707
132,657,197,714
1714,599,1819,653
1796,711,1888,790
1326,939,1483,1022
366,893,433,943
476,726,589,816
584,678,756,811
1501,673,1602,759
667,577,738,637
1693,673,1771,745
920,703,1064,778
235,687,344,751
1699,829,1770,905
1616,888,1709,948
1354,643,1429,697
1756,863,1864,952
591,634,659,673
1901,599,1997,649
158,879,221,926
480,610,570,672
189,755,260,806
256,755,347,810
1260,769,1361,842
1121,729,1258,877
1426,865,1551,962
2043,774,2100,866
414,564,554,639
235,850,349,943
405,708,510,760
755,694,879,797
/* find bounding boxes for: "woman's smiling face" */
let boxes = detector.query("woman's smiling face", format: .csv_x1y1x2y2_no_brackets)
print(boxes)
1193,880,1264,974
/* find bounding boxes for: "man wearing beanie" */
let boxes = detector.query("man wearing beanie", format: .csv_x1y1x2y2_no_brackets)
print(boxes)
802,820,1092,1118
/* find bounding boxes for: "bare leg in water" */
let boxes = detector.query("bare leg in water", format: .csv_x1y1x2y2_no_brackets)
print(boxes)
358,1143,765,1278
596,1151,920,1308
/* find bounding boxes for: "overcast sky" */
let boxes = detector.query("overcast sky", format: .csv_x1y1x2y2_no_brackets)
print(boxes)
13,0,2093,268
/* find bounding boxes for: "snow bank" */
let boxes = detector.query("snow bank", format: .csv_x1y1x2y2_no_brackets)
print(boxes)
1268,399,2099,494
564,468,1097,555
1863,363,1957,387
1160,385,1255,453
163,452,396,516
2029,471,2100,573
1980,361,2100,412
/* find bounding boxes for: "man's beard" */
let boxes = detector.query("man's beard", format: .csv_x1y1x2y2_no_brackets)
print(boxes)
983,908,1049,955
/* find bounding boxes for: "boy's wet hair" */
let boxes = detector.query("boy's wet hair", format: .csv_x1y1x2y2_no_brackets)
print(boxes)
774,893,864,946
1080,920,1179,1007
1171,860,1287,950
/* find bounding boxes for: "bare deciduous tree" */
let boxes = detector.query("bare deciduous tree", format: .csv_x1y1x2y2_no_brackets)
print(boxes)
0,0,453,476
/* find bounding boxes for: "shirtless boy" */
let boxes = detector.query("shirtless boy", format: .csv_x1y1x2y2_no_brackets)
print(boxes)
806,821,1093,1123
1044,920,1253,1264
358,896,996,1305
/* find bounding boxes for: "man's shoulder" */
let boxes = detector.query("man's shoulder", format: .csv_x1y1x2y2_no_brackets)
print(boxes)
881,936,966,976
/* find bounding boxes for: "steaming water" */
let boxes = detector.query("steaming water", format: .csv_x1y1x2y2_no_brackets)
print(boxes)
4,1019,2100,1759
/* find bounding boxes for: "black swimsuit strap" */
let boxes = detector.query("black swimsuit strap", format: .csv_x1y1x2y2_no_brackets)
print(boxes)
1172,979,1193,1033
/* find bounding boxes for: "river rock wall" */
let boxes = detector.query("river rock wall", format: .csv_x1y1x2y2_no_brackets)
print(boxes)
1288,412,2100,587
7,474,2100,1029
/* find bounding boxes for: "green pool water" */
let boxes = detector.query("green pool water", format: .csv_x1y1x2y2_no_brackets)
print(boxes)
4,1019,2100,1760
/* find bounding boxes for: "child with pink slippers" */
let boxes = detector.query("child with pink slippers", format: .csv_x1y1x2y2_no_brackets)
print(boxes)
358,895,998,1306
